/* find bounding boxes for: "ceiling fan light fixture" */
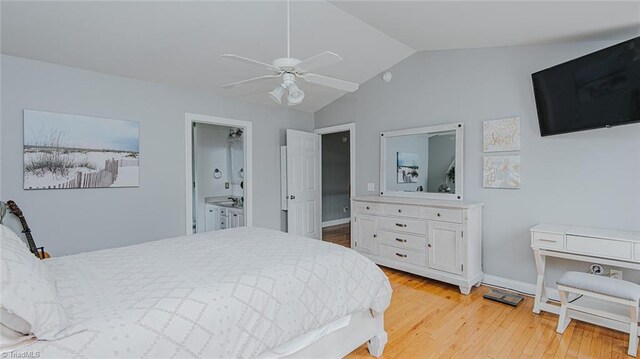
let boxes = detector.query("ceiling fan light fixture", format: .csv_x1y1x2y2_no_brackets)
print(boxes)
269,84,286,104
286,82,305,106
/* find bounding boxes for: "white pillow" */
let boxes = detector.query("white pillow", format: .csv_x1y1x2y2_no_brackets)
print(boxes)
0,308,30,334
0,322,35,352
0,229,80,340
0,224,26,248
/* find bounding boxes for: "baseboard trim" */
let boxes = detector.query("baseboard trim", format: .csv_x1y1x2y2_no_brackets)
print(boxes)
322,218,351,228
482,274,560,301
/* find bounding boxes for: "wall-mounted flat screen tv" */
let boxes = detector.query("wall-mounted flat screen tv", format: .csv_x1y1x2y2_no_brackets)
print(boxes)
532,37,640,136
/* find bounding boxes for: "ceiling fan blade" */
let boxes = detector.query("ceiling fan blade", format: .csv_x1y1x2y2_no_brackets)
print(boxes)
296,51,343,72
221,74,282,89
221,54,278,72
302,74,359,92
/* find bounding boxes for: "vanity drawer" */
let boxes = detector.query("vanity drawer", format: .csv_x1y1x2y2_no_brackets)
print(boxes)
383,204,420,218
634,243,640,262
378,217,427,235
355,202,384,215
421,207,463,223
379,231,427,252
380,245,426,267
566,235,632,260
532,232,564,250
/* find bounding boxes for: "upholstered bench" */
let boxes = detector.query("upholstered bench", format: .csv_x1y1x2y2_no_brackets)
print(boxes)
556,271,640,357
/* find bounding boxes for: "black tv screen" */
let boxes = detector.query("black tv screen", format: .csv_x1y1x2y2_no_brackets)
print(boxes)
532,37,640,136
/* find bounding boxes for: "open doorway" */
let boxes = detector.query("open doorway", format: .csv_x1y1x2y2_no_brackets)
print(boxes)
185,113,253,235
315,124,355,247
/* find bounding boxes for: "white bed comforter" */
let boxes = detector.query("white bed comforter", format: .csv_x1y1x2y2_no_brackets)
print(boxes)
26,227,392,358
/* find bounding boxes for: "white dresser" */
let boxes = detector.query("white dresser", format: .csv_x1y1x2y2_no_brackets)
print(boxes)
351,196,483,294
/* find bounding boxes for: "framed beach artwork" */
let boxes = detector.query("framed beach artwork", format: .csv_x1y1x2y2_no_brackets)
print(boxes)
483,117,520,152
483,155,520,189
397,152,419,183
23,110,139,190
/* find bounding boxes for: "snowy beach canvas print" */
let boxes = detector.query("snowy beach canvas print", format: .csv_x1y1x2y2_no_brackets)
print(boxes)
24,110,139,190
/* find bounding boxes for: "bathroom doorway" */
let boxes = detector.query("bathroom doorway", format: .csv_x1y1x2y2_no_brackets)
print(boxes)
185,113,253,234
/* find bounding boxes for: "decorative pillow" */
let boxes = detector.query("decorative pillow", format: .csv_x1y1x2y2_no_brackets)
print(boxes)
0,229,80,340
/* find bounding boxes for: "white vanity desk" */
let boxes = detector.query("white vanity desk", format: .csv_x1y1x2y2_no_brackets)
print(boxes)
531,224,640,329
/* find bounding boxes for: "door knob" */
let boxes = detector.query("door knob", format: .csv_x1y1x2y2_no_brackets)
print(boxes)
289,195,296,199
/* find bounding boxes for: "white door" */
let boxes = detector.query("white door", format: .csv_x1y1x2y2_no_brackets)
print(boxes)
354,215,378,255
286,129,321,239
428,222,463,275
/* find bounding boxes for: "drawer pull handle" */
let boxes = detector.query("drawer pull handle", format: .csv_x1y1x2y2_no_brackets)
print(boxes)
395,223,407,228
366,206,370,210
398,209,402,213
373,234,377,238
396,253,407,258
437,213,441,217
538,238,557,243
395,238,407,243
428,243,432,248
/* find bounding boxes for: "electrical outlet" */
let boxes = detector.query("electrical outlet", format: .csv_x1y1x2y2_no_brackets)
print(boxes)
367,183,375,191
225,182,230,189
610,269,623,280
589,264,604,275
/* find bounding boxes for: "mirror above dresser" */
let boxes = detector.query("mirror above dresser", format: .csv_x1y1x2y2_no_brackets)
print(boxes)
380,123,464,200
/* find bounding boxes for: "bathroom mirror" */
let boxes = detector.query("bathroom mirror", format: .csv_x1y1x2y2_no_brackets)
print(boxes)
380,123,463,200
229,141,244,184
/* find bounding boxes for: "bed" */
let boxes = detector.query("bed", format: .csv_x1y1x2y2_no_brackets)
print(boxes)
1,226,392,358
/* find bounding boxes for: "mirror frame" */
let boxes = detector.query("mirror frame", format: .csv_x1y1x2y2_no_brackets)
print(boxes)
380,122,464,201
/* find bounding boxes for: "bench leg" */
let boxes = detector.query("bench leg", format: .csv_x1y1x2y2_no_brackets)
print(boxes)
629,305,638,357
556,289,571,334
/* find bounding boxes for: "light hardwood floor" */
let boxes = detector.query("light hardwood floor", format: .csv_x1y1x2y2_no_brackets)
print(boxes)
322,223,351,247
323,224,632,358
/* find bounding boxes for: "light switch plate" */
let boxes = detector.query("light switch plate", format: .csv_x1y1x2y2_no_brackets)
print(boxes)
367,183,375,191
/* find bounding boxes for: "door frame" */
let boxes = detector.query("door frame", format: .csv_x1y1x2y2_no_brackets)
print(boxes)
314,123,356,229
184,113,253,234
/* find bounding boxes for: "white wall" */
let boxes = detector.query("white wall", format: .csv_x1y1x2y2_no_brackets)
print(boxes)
1,55,313,255
314,39,640,287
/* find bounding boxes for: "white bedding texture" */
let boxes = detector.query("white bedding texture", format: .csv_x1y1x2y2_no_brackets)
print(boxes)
22,227,392,358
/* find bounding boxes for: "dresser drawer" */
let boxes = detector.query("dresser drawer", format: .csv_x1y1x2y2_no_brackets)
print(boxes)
421,207,463,223
379,231,427,252
354,202,384,215
383,204,420,218
566,235,632,260
380,245,426,267
378,217,427,235
532,232,564,250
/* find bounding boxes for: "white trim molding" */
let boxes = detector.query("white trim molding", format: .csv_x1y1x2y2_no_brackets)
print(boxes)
184,113,253,235
322,218,351,228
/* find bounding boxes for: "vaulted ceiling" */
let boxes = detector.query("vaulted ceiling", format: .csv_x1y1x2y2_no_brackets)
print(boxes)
2,1,638,113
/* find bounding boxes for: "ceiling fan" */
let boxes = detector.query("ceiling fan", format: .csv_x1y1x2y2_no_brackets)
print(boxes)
220,0,359,106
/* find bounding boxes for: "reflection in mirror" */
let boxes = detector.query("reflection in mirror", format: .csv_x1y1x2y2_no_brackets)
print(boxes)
385,130,456,194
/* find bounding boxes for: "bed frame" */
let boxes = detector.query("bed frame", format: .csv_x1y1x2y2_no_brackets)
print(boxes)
283,310,387,358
